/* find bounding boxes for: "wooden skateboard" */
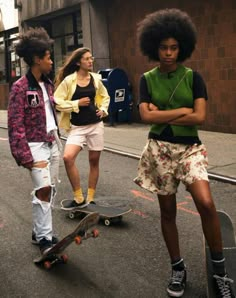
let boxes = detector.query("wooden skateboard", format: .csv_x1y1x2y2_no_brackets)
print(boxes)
61,199,132,226
204,210,236,297
34,212,99,269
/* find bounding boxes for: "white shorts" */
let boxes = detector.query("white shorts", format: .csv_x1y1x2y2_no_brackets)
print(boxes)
66,121,104,151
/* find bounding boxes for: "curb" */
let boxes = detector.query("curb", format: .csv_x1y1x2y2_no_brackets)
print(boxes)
103,147,236,185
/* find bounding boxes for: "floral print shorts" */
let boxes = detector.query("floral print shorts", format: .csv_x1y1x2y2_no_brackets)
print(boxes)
134,139,209,195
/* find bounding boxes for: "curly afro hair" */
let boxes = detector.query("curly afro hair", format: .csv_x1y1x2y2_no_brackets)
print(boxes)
15,27,54,66
137,8,197,62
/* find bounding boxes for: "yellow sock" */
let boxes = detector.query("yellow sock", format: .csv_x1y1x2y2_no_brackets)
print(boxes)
73,188,85,204
86,188,95,203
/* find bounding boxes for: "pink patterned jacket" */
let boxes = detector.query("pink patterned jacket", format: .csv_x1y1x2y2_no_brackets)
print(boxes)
8,71,58,166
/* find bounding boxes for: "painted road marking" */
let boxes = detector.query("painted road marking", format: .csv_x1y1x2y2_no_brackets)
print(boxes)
131,190,199,217
132,210,148,218
177,204,199,216
131,190,155,202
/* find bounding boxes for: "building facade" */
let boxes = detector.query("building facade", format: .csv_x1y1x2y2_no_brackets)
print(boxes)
106,0,236,133
0,0,19,109
1,0,235,133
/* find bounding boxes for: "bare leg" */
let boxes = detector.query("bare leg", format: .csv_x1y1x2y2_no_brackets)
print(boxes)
188,180,222,252
88,150,101,189
63,144,82,191
158,194,181,261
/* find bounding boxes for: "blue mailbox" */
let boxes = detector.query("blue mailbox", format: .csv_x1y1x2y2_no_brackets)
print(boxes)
98,68,132,125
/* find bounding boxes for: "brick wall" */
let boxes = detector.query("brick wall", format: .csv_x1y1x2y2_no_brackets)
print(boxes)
106,0,236,133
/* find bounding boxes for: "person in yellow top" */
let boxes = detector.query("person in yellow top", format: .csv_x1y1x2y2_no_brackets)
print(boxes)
54,47,110,208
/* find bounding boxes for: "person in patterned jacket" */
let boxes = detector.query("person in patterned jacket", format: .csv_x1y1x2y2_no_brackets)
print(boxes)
8,27,61,254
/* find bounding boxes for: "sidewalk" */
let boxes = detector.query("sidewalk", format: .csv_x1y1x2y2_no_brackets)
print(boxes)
1,110,236,181
103,122,236,182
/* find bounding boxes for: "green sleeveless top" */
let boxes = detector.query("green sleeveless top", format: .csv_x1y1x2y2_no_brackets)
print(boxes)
144,64,198,137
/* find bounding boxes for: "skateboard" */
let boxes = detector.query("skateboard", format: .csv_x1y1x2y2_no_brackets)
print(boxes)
34,212,99,269
61,199,132,226
204,210,236,297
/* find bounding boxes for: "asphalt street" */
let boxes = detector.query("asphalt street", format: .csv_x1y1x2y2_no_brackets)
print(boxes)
0,128,235,297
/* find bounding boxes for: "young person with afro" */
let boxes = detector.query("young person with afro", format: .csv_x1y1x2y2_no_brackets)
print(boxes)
134,8,235,298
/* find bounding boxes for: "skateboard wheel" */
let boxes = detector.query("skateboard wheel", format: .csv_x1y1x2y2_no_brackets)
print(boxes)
68,212,75,220
61,254,68,263
92,229,99,238
44,261,51,270
104,219,111,226
75,236,82,245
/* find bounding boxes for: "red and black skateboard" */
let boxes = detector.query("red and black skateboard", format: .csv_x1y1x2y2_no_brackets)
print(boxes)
34,212,99,269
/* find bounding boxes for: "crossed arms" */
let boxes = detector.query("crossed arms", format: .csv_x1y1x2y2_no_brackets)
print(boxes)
139,98,206,126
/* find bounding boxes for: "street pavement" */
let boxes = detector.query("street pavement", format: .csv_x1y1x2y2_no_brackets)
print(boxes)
1,109,236,182
0,110,236,297
0,127,235,297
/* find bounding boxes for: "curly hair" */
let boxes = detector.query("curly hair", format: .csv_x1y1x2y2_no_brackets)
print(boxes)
15,27,54,66
137,8,197,62
54,47,91,89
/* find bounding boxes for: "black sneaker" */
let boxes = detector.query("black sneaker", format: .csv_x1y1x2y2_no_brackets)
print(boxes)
88,201,96,205
32,231,59,245
39,238,53,255
167,268,187,297
61,199,87,210
213,274,235,297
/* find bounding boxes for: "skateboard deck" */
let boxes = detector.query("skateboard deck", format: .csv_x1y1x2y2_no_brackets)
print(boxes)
34,212,99,269
61,199,132,226
204,210,236,297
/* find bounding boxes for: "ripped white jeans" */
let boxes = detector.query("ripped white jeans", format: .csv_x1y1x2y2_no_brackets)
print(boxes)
29,141,60,242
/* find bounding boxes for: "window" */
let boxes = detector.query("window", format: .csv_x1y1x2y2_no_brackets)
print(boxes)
0,28,20,84
6,31,20,84
52,11,83,73
0,35,6,83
